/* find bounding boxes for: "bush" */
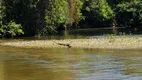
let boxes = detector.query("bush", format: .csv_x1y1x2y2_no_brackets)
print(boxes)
2,21,24,37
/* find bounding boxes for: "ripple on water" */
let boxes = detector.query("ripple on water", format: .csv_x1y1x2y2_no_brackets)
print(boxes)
0,49,142,80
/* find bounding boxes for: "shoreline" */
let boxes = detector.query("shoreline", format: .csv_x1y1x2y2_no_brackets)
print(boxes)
1,37,142,49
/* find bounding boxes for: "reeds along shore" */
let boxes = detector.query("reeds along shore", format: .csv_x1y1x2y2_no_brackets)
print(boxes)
1,37,142,49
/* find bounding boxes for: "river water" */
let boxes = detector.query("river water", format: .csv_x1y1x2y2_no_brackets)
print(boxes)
0,46,142,80
0,29,142,80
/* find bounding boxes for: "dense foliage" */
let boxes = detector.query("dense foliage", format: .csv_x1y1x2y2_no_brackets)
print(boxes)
80,0,115,28
0,0,142,37
0,0,23,37
116,0,142,32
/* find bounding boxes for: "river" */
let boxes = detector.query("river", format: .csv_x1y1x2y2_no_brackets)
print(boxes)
0,46,142,80
0,29,142,80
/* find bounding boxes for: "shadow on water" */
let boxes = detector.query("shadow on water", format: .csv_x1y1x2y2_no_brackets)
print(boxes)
12,27,142,40
13,28,118,40
0,45,142,80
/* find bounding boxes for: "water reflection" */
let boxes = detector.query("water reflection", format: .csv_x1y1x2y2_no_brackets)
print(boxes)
0,47,142,80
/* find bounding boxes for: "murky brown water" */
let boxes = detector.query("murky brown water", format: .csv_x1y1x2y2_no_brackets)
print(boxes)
0,45,142,80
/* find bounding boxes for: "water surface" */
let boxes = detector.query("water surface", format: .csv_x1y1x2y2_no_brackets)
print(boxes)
0,46,142,80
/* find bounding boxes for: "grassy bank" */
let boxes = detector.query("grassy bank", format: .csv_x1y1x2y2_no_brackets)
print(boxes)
1,36,142,49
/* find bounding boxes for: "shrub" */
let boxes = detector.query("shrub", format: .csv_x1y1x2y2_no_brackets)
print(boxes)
2,21,24,37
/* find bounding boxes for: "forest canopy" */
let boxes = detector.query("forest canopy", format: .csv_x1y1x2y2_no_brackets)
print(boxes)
0,0,142,37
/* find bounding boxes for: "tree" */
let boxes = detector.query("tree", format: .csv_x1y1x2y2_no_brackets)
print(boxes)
37,0,83,35
35,0,69,35
80,0,114,28
1,0,84,36
68,0,83,29
0,0,4,34
3,0,39,36
0,0,24,37
116,0,142,33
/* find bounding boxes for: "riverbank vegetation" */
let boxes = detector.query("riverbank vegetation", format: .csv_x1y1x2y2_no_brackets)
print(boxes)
0,0,142,37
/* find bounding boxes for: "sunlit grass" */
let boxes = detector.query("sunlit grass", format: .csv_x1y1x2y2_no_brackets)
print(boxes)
1,36,142,49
